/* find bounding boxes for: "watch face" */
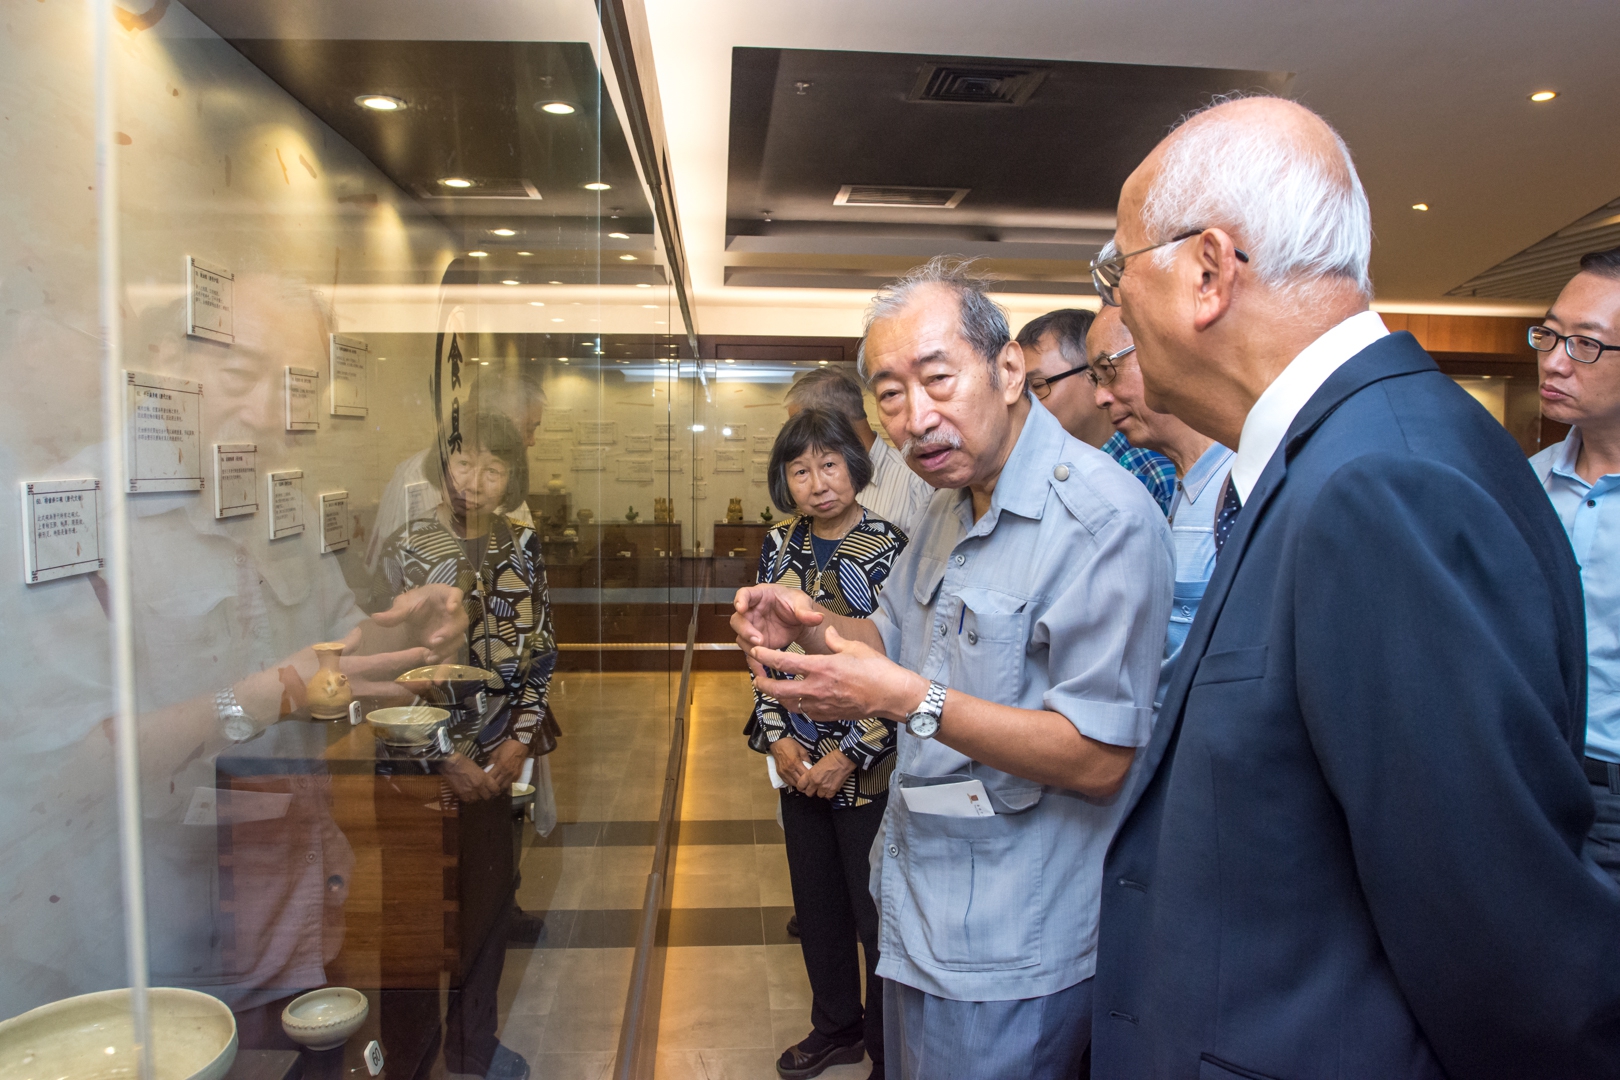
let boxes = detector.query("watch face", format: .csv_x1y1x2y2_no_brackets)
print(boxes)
907,710,940,739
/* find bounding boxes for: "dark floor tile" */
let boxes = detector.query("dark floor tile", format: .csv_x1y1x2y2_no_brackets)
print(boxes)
660,907,766,947
761,906,799,946
601,820,660,846
751,819,786,845
676,819,757,845
565,908,644,949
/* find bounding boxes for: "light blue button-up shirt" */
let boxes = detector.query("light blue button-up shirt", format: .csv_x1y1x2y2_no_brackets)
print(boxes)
868,400,1173,1001
1160,443,1235,702
1532,430,1620,763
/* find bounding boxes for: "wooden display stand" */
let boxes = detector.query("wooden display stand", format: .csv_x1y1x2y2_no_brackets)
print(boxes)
713,521,773,567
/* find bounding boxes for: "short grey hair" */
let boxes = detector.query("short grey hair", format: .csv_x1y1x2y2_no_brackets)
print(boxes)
1142,95,1373,301
857,256,1011,385
784,367,866,422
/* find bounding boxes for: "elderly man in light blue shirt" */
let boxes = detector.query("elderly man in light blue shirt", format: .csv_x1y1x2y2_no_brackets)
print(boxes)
734,259,1172,1080
1529,244,1620,889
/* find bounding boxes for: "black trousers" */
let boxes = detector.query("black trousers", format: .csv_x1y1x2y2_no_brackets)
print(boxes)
781,788,887,1067
445,791,516,1074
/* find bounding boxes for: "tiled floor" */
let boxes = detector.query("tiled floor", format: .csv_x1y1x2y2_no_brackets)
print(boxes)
429,669,870,1080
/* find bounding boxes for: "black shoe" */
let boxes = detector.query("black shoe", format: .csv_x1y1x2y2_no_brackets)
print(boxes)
786,913,800,937
865,1068,884,1080
508,907,545,944
776,1034,864,1079
483,1045,530,1080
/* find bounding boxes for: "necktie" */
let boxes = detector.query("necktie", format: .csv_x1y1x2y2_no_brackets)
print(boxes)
1214,476,1242,556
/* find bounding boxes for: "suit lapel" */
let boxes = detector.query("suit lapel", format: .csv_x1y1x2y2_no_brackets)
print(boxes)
1117,332,1440,821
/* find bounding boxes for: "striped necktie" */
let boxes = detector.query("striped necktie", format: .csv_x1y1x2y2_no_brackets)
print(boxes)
1214,476,1242,556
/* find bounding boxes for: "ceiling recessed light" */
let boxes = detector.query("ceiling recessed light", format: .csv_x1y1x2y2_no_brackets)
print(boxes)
440,177,473,189
721,427,733,436
356,94,406,112
549,280,564,285
517,251,533,256
502,279,520,285
1411,203,1429,211
818,360,829,366
691,424,706,433
584,182,612,191
1529,90,1558,103
608,231,630,240
529,301,545,307
491,228,516,237
724,358,735,364
635,283,652,289
479,360,489,366
467,250,489,257
642,304,658,309
537,101,576,115
551,318,564,323
559,358,569,363
619,254,638,261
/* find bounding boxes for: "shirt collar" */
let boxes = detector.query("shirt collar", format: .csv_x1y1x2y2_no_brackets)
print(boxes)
867,434,898,485
1229,310,1390,501
1179,442,1236,503
967,398,1067,531
1547,429,1585,486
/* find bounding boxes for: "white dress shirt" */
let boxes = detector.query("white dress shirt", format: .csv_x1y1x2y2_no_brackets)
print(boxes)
859,434,935,538
1229,310,1390,502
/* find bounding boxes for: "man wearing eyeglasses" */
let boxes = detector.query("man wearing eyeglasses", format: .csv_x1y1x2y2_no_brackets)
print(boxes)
1529,244,1620,889
1016,309,1177,513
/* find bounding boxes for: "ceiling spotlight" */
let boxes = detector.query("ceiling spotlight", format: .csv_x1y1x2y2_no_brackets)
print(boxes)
1411,203,1429,211
608,231,630,239
635,283,652,289
517,250,533,256
559,358,569,363
724,358,735,364
491,228,516,237
502,279,521,285
467,250,489,257
439,177,474,189
691,425,706,433
479,360,489,366
529,301,545,307
619,254,638,261
1529,90,1558,103
537,101,576,115
356,94,406,112
551,318,564,323
584,182,612,191
549,280,564,285
818,360,829,366
642,304,658,309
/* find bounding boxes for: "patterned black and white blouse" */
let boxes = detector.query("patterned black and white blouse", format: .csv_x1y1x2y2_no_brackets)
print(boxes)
381,514,556,765
752,509,907,807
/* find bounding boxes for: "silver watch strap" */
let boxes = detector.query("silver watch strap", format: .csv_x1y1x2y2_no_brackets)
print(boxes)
214,687,255,743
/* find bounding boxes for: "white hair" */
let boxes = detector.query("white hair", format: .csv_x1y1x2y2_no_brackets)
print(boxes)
1141,97,1373,300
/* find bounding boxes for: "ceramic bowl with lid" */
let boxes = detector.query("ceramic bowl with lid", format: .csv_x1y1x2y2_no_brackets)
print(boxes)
279,987,368,1052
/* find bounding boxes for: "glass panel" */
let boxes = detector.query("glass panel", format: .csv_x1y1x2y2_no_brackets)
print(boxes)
1,2,692,1075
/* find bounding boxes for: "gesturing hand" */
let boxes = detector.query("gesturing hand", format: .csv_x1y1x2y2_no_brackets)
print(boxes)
750,626,925,724
373,583,469,663
732,583,824,654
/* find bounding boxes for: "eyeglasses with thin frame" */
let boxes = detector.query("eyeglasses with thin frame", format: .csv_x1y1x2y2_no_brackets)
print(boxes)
1529,325,1620,365
1090,230,1251,307
1085,344,1136,388
1029,363,1090,400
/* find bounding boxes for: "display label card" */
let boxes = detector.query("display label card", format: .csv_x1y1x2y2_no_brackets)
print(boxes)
127,370,203,493
320,490,351,553
285,366,319,431
752,435,776,453
531,436,567,461
542,408,575,433
723,426,748,441
693,482,708,501
654,423,675,441
622,433,653,454
577,421,617,446
653,450,686,474
20,479,102,584
268,470,305,539
617,458,654,484
329,335,369,417
713,450,744,473
364,1041,385,1077
185,256,234,343
570,446,606,472
404,480,437,534
213,443,258,519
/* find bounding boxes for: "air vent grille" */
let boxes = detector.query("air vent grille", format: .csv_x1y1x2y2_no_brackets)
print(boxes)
908,63,1047,106
834,184,969,209
1449,196,1620,301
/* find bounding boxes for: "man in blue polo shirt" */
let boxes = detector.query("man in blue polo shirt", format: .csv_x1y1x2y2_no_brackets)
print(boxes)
1530,243,1620,888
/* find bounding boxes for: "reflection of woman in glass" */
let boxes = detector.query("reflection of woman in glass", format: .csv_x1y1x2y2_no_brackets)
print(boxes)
753,408,907,1080
381,410,557,800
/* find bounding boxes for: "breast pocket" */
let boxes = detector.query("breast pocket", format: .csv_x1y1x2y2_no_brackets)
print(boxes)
950,588,1029,707
897,808,1043,971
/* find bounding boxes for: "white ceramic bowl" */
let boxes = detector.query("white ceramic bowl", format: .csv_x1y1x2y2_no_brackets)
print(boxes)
279,987,368,1052
0,987,237,1080
365,706,450,746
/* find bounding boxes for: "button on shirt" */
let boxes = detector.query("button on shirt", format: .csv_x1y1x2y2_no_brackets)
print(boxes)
1532,430,1620,763
861,435,935,538
867,400,1173,1001
1160,442,1235,702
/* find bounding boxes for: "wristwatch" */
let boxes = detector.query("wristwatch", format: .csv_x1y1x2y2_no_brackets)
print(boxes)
905,681,948,740
214,687,255,743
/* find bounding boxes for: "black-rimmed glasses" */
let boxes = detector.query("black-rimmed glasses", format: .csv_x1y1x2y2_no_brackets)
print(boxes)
1085,344,1136,388
1529,325,1620,365
1089,230,1250,307
1030,363,1090,400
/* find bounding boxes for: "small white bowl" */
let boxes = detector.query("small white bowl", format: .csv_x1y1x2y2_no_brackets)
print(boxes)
365,706,449,746
0,987,237,1080
280,987,368,1052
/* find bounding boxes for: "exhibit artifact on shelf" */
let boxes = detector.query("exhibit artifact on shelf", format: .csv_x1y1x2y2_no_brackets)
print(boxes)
305,641,353,720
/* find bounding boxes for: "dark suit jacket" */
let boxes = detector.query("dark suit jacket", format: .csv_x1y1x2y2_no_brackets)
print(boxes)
1092,333,1620,1079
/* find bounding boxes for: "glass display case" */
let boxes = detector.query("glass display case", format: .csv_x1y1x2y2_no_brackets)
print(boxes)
0,2,721,1076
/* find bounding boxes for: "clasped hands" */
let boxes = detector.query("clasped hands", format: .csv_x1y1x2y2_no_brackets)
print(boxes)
731,582,924,725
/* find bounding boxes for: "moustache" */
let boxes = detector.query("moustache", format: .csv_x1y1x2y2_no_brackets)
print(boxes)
900,429,963,460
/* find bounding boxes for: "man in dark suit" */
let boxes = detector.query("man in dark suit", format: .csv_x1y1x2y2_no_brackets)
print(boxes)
1089,96,1620,1079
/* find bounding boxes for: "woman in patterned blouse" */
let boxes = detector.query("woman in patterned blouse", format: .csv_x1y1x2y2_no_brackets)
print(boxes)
754,407,908,1080
381,411,557,805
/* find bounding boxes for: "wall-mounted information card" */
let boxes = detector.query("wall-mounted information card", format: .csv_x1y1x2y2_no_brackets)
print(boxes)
320,490,351,553
127,370,203,493
20,479,102,584
268,470,304,539
213,443,258,519
186,256,234,343
285,366,318,431
329,335,369,417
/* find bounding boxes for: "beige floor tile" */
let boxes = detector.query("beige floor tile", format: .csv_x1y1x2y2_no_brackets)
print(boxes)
539,948,636,1052
499,946,568,1016
764,943,813,1013
658,945,773,1051
653,1047,782,1080
582,871,653,910
755,844,794,907
669,872,761,909
521,1052,615,1080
